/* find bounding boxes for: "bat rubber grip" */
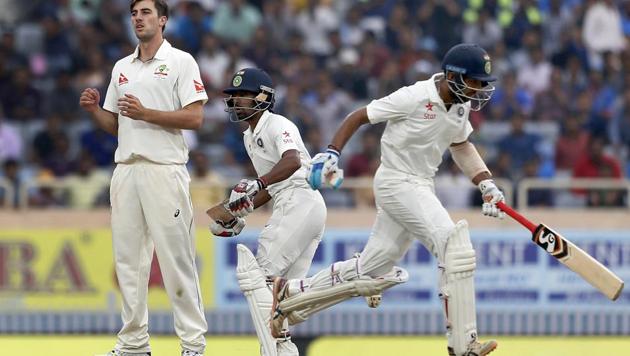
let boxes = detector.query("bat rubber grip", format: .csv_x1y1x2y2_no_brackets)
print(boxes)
496,201,538,232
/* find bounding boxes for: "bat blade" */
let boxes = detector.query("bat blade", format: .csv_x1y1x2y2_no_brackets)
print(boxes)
497,201,624,301
533,223,624,301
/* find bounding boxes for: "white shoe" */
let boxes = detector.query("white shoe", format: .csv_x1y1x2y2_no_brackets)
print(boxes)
182,349,203,356
98,350,151,356
448,340,498,356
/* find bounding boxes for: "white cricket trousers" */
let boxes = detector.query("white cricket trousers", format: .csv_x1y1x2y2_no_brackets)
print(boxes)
256,187,326,279
359,165,455,277
110,162,207,354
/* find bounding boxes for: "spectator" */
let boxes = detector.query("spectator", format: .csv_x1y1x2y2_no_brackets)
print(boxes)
435,157,473,210
0,107,23,161
293,0,340,57
213,0,262,44
610,87,630,161
1,67,41,120
555,114,590,175
1,159,21,208
582,0,626,70
63,151,110,209
573,136,624,207
302,73,353,145
533,67,569,122
490,73,534,119
416,0,461,57
32,114,66,164
169,1,212,56
79,126,117,168
498,113,541,174
517,46,552,97
188,150,226,207
521,155,554,207
332,47,368,100
542,0,574,56
462,8,502,50
339,5,367,47
346,129,380,178
43,134,74,177
44,70,80,119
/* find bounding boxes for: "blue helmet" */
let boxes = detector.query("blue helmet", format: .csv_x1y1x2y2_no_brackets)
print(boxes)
441,43,496,111
223,68,275,122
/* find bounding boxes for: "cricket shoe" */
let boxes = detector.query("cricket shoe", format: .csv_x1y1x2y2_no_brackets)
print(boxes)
448,339,498,356
182,349,203,356
270,276,290,338
101,350,151,356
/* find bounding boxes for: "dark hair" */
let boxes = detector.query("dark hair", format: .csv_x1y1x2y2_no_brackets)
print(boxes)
130,0,169,32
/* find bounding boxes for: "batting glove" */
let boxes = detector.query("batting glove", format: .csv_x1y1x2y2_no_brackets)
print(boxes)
307,148,344,190
209,217,246,237
227,178,267,217
478,179,506,219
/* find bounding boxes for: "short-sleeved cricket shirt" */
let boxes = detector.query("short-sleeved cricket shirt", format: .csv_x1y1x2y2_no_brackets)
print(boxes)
366,73,473,178
243,110,312,197
104,40,208,164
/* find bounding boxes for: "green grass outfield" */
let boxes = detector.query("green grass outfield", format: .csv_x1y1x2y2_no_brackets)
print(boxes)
2,335,629,356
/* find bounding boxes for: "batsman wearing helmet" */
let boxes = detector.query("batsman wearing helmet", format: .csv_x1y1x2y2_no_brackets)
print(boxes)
270,44,503,356
207,68,326,356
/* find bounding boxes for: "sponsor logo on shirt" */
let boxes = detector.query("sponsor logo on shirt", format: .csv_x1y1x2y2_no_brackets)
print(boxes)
194,79,205,93
282,130,293,144
118,73,129,85
256,138,264,148
423,102,436,120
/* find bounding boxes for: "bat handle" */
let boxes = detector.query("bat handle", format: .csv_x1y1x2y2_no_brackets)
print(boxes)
496,201,538,233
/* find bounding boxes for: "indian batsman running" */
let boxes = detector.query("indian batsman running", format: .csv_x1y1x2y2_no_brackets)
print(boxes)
270,43,504,356
207,68,326,356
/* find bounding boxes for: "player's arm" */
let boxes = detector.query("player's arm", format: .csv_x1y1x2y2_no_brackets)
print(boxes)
79,88,118,136
261,149,301,185
118,95,204,130
329,107,370,153
252,189,272,209
306,108,369,190
227,149,301,215
251,149,301,208
449,140,504,219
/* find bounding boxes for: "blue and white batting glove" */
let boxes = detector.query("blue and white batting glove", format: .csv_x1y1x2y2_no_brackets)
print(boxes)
227,178,267,217
478,179,505,219
307,148,344,190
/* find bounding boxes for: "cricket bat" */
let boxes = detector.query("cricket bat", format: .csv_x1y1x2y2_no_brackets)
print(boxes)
497,201,624,301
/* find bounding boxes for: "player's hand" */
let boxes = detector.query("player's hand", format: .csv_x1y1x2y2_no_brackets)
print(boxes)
227,178,266,217
478,179,505,219
306,148,344,190
118,94,148,121
209,217,246,237
79,88,101,113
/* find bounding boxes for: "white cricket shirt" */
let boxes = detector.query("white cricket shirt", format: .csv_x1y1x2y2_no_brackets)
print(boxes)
366,73,473,179
243,110,312,197
104,40,208,164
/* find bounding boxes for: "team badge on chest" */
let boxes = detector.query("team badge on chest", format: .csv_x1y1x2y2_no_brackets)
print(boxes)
153,64,169,79
257,138,264,148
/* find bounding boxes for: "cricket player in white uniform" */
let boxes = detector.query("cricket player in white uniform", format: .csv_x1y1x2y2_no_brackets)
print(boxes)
79,1,207,355
206,67,326,356
270,43,504,356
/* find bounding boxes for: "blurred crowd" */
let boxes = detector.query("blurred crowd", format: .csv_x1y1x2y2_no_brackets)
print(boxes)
1,0,629,209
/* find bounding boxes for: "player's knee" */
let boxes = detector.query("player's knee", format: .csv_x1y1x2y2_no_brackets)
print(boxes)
444,220,476,277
